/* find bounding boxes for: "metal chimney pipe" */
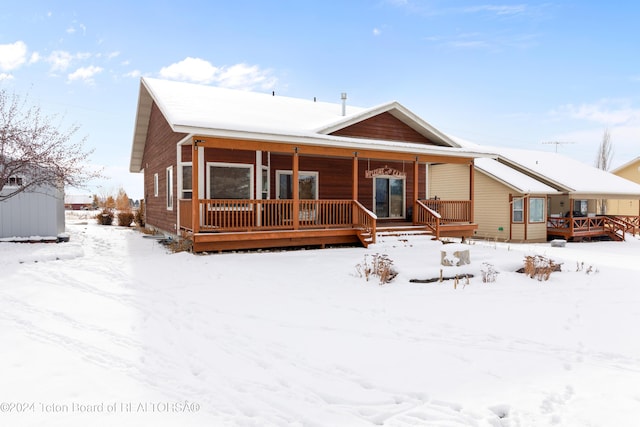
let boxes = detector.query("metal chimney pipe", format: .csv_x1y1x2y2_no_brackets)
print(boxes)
341,92,347,116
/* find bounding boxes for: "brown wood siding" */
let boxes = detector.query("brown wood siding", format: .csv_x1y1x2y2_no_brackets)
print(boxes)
330,112,437,144
142,102,188,234
263,154,423,214
181,145,192,162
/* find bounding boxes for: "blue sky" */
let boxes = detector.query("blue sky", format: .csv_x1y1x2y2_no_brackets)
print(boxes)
2,1,639,199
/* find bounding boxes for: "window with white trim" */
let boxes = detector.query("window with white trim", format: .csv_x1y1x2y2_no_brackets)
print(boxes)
153,173,159,197
181,163,192,199
512,197,524,223
166,166,173,210
5,176,24,187
529,197,545,223
208,162,253,199
276,170,318,200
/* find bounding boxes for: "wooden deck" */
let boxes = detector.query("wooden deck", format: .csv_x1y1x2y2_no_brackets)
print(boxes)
180,198,477,252
546,215,639,241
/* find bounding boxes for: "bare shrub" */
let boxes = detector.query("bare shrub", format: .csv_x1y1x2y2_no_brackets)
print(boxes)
481,262,499,283
355,253,397,285
523,255,560,281
96,208,114,225
134,200,145,227
117,210,134,227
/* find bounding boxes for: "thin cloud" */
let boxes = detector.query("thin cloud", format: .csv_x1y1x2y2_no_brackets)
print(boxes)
0,73,14,81
0,41,28,71
552,100,640,126
159,57,277,90
373,27,382,36
48,50,74,72
462,4,528,16
67,65,103,84
124,70,141,78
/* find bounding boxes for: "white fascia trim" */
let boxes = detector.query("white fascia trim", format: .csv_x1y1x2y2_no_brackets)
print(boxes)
475,166,559,195
172,126,494,160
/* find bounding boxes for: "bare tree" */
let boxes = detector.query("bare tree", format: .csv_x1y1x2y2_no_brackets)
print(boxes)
0,89,101,202
594,128,613,171
594,128,613,214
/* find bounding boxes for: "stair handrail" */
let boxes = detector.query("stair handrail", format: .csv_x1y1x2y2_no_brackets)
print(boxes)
415,200,441,239
353,200,377,244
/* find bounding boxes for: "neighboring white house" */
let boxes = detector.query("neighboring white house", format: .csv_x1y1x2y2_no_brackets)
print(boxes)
0,178,65,240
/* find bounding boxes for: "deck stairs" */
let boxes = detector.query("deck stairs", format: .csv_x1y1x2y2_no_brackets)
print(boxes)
358,224,433,248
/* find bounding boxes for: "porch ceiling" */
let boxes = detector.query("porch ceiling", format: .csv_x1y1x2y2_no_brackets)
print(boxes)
190,135,493,164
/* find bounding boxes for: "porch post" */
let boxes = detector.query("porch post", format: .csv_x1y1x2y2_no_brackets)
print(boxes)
569,198,574,234
192,140,200,234
352,153,358,201
256,150,262,227
469,160,475,223
413,158,419,224
292,148,299,230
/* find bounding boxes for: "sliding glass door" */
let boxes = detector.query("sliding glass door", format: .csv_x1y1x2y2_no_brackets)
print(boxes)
374,177,405,218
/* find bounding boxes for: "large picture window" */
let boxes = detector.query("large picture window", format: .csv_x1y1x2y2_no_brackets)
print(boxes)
529,197,545,223
512,197,524,223
208,163,253,199
276,171,318,200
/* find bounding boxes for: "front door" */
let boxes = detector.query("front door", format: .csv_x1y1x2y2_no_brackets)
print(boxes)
374,177,405,218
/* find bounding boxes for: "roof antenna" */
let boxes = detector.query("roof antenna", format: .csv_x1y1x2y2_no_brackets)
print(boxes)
341,92,347,116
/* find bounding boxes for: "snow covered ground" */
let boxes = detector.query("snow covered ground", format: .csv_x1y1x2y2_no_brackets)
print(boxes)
1,211,640,427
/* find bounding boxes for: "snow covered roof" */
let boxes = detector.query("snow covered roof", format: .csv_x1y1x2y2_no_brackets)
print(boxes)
130,78,481,173
64,194,93,205
610,156,640,175
496,148,640,198
474,158,558,194
450,137,640,198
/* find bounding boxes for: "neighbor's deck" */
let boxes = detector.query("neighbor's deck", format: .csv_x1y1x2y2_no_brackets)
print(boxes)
547,215,639,241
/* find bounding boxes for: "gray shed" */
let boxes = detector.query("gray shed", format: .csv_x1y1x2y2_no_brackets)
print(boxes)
0,183,65,240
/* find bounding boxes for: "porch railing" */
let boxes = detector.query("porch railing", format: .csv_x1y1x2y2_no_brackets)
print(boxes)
547,215,627,240
415,200,441,238
353,200,377,244
179,199,377,234
608,215,640,235
419,199,472,223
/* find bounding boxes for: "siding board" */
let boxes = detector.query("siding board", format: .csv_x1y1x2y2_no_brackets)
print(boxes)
331,112,437,144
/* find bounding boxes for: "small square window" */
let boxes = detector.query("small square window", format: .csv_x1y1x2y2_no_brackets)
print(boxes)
5,176,24,187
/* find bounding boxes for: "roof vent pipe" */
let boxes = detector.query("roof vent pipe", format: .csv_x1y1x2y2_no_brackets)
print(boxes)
341,92,347,116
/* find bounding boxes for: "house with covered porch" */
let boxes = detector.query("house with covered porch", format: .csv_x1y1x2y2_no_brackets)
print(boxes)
129,78,492,252
430,145,640,242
